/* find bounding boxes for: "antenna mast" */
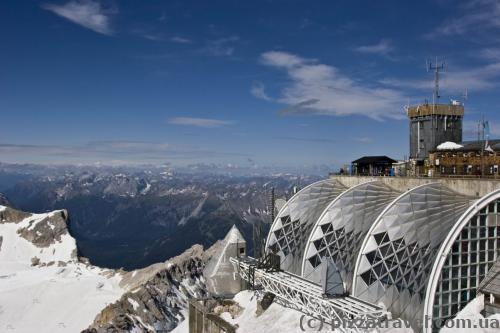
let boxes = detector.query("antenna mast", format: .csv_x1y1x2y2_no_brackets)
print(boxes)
427,57,446,105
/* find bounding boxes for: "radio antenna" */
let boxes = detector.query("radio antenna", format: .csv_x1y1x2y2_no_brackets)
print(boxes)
427,57,446,105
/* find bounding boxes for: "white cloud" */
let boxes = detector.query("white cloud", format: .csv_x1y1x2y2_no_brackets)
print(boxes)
258,51,406,120
427,0,500,38
168,117,233,128
250,82,271,101
260,51,305,68
354,39,394,56
42,0,114,35
170,36,192,44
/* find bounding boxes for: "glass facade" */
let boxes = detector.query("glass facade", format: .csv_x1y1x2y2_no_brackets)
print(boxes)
431,200,500,331
266,179,347,275
302,181,400,292
261,177,500,333
352,183,472,331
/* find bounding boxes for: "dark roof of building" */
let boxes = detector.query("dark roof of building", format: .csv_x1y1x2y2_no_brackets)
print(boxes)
479,258,500,296
351,156,397,164
460,139,500,151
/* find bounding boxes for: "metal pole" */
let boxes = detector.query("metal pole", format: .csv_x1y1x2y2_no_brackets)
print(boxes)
481,115,485,178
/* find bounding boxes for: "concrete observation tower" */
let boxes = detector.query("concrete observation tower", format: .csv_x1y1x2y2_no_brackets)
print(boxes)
408,59,464,160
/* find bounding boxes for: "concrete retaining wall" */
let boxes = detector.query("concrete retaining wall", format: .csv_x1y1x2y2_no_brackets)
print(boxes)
189,299,236,333
331,175,500,198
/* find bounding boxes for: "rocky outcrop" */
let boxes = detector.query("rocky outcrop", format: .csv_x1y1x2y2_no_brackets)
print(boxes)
17,210,70,247
0,206,72,248
0,206,31,224
84,244,219,333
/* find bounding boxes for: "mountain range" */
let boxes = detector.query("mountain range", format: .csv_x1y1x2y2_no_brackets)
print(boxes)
0,163,320,269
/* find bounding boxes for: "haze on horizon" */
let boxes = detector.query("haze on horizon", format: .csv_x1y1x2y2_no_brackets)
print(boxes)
2,0,500,170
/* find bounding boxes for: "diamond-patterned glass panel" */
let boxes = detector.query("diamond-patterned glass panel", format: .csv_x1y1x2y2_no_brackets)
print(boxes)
302,181,400,293
353,183,472,332
266,179,347,274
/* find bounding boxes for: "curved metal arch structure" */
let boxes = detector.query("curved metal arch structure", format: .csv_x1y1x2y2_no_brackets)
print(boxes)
423,189,500,332
302,181,401,294
265,179,347,275
351,183,472,331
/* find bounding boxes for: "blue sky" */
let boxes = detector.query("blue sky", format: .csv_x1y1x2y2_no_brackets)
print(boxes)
1,0,500,170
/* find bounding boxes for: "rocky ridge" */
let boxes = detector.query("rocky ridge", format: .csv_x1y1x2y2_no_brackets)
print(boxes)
84,244,219,332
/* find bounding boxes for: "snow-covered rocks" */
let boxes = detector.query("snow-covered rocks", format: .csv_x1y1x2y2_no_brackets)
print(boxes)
0,206,77,265
85,245,211,332
440,295,500,333
0,204,217,333
0,206,124,333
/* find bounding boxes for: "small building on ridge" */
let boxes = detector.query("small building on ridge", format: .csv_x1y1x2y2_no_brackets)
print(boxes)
351,156,397,176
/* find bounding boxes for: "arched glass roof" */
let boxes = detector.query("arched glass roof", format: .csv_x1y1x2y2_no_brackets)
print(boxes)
423,189,500,332
352,183,472,330
265,179,347,275
302,181,400,293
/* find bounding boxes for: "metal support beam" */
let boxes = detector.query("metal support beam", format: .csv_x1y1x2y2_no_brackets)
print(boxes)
231,256,388,333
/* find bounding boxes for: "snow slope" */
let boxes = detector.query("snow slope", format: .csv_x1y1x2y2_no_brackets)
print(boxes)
172,290,414,333
0,205,125,333
440,294,500,333
171,290,313,333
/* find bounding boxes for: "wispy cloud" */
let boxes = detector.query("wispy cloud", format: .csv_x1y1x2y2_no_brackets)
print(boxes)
354,137,373,143
381,62,500,93
140,33,163,41
250,82,271,101
477,48,500,61
170,36,192,44
273,136,336,143
426,0,500,38
463,120,500,138
168,117,233,128
354,39,394,56
203,36,239,56
42,0,115,35
257,51,406,120
299,18,312,29
0,141,248,165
